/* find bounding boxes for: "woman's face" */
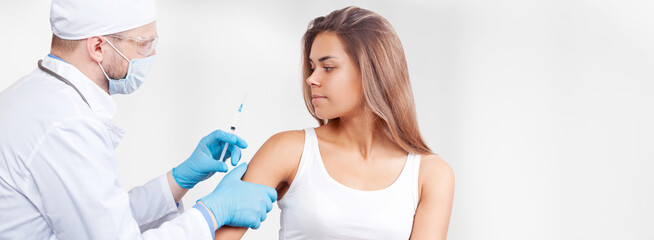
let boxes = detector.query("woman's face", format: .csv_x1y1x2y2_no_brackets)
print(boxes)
306,32,363,120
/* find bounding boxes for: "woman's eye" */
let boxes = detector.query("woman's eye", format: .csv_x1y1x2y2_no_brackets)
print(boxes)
325,67,334,72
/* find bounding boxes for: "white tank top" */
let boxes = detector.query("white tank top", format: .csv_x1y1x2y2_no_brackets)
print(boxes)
278,128,421,240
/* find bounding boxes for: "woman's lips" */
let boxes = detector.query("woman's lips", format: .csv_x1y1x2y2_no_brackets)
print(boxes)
311,95,327,104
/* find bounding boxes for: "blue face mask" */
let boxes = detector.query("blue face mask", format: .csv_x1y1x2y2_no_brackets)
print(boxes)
98,37,156,95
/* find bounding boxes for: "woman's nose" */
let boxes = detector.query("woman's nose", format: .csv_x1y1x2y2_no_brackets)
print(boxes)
306,71,321,87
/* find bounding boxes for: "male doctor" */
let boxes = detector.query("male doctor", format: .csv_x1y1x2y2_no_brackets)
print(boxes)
0,0,277,239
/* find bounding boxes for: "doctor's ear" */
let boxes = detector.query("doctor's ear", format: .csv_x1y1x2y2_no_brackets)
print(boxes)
86,36,106,63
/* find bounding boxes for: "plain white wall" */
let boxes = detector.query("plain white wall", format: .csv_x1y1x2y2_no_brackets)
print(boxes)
1,0,653,239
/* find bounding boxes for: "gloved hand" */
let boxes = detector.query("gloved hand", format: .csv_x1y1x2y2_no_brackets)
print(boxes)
172,130,248,189
199,163,277,229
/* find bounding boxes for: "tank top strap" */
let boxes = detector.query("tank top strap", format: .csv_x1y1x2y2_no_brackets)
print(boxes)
298,127,320,180
282,128,318,198
303,128,321,165
409,153,422,210
303,128,318,149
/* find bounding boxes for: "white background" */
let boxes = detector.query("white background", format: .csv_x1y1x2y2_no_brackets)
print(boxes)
1,0,653,239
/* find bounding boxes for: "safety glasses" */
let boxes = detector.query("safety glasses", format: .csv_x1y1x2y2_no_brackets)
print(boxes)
107,34,159,56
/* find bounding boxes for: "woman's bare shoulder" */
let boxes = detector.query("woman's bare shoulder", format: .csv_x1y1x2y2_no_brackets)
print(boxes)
250,129,305,167
418,154,455,192
419,154,453,172
243,130,306,190
264,130,305,150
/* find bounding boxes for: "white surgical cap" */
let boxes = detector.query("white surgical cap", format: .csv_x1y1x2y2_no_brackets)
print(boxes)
50,0,156,40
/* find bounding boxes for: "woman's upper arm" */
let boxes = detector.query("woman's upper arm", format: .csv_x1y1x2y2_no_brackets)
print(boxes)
410,154,455,240
241,130,305,192
214,130,305,240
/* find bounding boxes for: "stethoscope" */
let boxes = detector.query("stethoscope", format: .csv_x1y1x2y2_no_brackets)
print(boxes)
38,59,91,109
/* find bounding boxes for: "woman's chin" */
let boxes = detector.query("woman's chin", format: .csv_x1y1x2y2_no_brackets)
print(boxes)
314,111,337,121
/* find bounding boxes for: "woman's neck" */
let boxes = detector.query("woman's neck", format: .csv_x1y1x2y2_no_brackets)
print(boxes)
326,108,397,161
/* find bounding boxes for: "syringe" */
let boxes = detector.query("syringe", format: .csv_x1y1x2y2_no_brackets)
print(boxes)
219,92,247,163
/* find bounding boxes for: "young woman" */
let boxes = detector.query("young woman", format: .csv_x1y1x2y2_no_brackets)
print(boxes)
215,6,454,240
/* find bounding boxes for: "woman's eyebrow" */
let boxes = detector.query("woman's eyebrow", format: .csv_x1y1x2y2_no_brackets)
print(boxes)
309,55,338,63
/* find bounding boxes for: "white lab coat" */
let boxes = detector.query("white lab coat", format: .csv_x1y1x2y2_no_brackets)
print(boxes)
0,56,212,239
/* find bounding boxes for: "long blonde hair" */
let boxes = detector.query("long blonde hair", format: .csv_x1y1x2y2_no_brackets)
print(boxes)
301,6,432,154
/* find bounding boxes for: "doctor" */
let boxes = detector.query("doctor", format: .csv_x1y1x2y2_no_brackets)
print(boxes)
0,0,276,239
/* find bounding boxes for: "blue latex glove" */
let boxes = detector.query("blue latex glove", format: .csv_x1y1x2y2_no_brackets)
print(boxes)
172,130,248,189
199,163,277,229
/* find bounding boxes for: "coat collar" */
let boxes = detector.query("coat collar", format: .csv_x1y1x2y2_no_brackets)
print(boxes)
41,55,118,121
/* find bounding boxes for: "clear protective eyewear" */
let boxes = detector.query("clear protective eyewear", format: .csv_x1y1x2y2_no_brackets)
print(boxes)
106,34,159,56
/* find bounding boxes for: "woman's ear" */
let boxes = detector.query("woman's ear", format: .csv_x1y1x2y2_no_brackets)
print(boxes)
86,36,105,63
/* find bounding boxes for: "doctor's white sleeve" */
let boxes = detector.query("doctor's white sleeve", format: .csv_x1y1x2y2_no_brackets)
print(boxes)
24,117,213,240
128,174,185,231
